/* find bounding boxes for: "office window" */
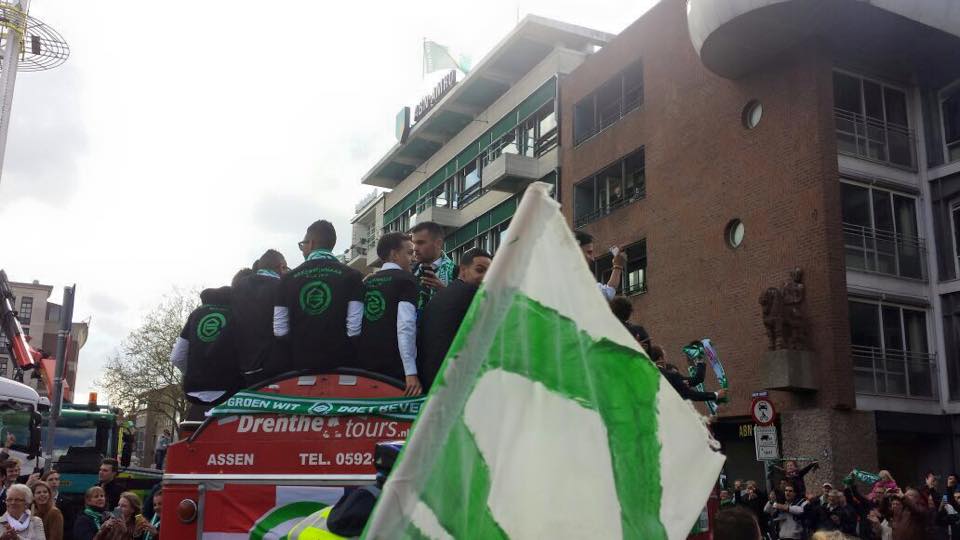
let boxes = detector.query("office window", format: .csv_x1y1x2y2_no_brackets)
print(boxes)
17,297,32,326
942,84,960,163
458,160,482,207
841,182,922,279
574,147,645,227
850,300,933,398
574,61,643,145
595,240,647,296
833,71,914,168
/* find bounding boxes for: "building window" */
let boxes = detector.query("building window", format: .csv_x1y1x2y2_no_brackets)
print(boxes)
841,181,923,279
574,147,645,227
574,61,644,145
833,71,914,169
849,299,934,399
17,297,32,326
594,240,647,296
941,83,960,163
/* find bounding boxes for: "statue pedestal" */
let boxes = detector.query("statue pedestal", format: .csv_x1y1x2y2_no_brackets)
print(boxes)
760,349,818,392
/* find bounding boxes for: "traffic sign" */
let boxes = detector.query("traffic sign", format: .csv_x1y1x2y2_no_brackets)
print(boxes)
754,425,780,461
751,396,776,426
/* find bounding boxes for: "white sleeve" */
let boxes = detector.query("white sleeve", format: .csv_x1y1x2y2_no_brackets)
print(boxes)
346,301,364,338
598,282,615,301
170,337,189,373
273,306,290,337
397,301,418,376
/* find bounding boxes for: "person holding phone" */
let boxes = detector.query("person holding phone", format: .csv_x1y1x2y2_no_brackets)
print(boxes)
410,222,455,311
93,492,148,540
0,484,44,539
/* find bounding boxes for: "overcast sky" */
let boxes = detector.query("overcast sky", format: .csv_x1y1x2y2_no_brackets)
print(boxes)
0,0,658,403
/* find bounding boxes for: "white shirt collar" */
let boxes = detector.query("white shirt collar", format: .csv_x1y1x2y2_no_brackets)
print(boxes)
382,262,402,271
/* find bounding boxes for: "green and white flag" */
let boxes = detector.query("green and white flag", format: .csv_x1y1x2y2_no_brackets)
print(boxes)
423,40,471,75
363,182,725,539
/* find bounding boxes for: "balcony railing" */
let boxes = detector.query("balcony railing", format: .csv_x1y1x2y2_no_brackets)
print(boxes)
574,186,646,228
843,223,926,280
852,345,937,400
835,108,917,170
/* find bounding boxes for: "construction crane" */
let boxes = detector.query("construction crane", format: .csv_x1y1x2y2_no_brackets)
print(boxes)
0,0,69,184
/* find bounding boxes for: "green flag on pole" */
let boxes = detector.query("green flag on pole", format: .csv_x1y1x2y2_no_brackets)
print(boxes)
363,182,725,539
423,40,471,76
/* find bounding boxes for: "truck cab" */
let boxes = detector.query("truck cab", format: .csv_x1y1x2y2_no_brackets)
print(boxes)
0,377,45,472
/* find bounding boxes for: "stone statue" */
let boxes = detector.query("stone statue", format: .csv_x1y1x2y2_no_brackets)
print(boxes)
781,268,807,349
759,267,808,351
759,286,784,350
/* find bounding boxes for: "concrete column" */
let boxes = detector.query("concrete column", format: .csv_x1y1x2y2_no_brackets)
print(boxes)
779,408,879,487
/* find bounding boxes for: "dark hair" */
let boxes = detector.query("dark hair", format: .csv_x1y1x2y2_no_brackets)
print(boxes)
254,249,285,272
101,458,119,473
410,221,444,240
231,268,253,288
306,220,337,250
609,296,632,322
649,344,664,362
574,230,593,247
377,232,411,261
460,248,492,267
714,507,760,540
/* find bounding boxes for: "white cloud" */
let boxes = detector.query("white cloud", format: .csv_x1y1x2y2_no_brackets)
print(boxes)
0,0,659,403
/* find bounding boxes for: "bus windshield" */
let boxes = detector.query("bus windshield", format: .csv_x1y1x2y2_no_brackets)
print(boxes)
49,416,114,461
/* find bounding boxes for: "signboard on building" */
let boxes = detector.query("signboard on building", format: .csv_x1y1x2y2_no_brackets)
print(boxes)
754,425,780,461
414,70,457,122
395,106,411,143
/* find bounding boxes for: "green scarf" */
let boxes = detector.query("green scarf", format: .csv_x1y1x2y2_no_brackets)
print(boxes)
83,506,104,530
306,249,337,262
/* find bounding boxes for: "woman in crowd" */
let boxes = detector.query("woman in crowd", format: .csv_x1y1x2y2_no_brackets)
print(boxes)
94,492,149,540
73,487,107,540
38,473,59,508
30,482,61,540
0,484,45,539
869,470,899,502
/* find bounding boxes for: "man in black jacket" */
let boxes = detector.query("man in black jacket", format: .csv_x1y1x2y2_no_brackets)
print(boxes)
230,249,288,386
417,248,492,391
170,286,241,419
357,233,421,395
274,219,364,371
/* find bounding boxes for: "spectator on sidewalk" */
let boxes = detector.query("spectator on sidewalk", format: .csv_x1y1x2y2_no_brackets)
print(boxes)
96,459,124,511
714,506,761,540
154,430,170,470
885,488,930,540
32,480,62,540
734,480,769,536
764,485,806,540
814,489,857,534
868,470,899,502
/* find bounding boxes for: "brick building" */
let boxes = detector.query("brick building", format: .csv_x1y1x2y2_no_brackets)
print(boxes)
562,0,960,485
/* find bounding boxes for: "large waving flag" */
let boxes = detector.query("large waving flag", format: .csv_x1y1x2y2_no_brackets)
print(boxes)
365,182,724,539
423,40,471,75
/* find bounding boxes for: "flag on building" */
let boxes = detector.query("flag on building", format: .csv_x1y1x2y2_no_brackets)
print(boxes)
363,182,725,539
423,40,471,76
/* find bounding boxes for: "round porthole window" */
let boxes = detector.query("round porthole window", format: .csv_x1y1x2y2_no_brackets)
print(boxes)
726,219,745,248
742,100,763,129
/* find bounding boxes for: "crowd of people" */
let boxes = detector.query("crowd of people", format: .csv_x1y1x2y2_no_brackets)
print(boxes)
713,465,960,540
0,452,165,539
169,218,494,417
